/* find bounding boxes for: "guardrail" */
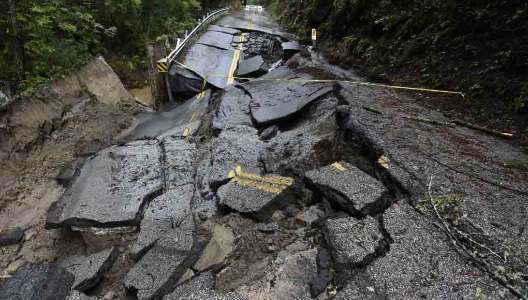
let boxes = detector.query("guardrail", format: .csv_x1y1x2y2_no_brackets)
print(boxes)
157,7,230,73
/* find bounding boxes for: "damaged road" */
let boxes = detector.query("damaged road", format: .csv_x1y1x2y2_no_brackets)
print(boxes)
2,5,528,300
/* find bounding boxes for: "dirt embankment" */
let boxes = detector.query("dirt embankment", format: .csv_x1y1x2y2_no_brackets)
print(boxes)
0,57,141,272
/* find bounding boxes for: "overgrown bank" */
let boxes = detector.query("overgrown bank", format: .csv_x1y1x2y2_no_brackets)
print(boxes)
266,0,528,135
0,0,238,97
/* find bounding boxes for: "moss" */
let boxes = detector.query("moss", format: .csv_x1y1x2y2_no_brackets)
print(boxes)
416,194,463,224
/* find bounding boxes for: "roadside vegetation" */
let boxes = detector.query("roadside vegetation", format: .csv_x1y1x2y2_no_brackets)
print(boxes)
266,0,528,135
0,0,237,96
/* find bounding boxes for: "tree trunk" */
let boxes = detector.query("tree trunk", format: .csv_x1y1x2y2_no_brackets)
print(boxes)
8,0,23,84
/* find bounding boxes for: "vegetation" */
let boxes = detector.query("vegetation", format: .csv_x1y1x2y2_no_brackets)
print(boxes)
0,0,237,93
266,0,528,131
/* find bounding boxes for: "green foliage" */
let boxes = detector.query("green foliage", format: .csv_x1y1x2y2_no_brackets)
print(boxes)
417,194,463,224
0,0,221,92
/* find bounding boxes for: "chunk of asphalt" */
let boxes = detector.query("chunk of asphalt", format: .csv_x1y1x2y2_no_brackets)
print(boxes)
125,215,202,300
131,185,194,258
0,264,75,300
193,224,234,272
305,161,388,216
217,180,294,220
212,86,253,131
163,138,197,189
46,140,163,229
310,247,333,297
249,82,334,126
58,247,118,292
323,216,384,271
0,227,24,247
196,30,233,50
165,272,247,300
209,126,265,187
236,55,269,78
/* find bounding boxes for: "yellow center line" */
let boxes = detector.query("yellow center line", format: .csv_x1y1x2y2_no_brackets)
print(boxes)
227,10,255,85
190,111,198,122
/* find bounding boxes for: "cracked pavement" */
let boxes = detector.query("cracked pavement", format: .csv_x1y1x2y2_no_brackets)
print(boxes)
2,6,527,300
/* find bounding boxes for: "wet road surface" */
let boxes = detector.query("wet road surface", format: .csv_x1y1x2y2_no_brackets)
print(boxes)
3,5,528,300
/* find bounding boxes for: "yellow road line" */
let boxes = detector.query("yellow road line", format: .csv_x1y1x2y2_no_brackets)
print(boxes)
226,10,256,85
228,165,294,195
190,111,198,122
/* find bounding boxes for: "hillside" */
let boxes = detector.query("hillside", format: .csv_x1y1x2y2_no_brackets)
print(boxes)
267,0,528,137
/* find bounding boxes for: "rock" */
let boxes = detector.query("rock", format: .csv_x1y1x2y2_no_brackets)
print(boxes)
58,247,118,292
272,248,318,300
212,87,253,131
236,56,269,78
310,247,333,297
338,203,511,298
125,215,199,300
0,227,24,247
131,185,194,258
46,140,164,229
165,272,247,300
193,224,235,272
295,205,325,226
7,259,26,274
305,161,388,217
253,222,279,233
0,264,74,300
77,56,132,105
259,125,278,141
248,80,334,126
323,216,384,271
209,126,265,187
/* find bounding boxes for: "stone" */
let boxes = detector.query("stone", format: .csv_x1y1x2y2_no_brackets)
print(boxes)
338,203,512,298
305,161,388,216
253,222,279,233
0,227,24,247
46,140,164,229
58,247,118,292
209,126,265,187
193,224,235,272
7,259,27,274
272,248,318,300
77,56,132,105
0,264,74,300
259,125,278,141
295,205,325,226
131,185,194,258
248,80,334,126
323,216,384,270
125,215,198,300
236,56,269,78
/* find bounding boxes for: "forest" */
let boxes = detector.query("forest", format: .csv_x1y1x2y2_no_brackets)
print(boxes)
0,0,232,93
